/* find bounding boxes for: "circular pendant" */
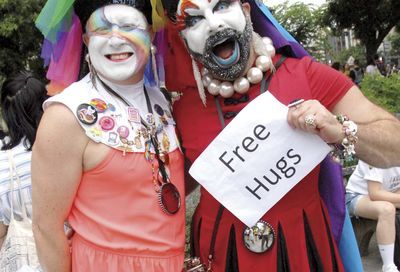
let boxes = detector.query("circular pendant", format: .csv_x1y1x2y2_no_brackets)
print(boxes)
243,220,275,253
158,183,181,215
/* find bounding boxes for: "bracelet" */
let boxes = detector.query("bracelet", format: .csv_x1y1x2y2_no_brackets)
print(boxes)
330,114,358,164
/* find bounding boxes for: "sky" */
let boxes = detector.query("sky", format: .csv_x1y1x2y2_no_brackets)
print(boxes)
265,0,327,7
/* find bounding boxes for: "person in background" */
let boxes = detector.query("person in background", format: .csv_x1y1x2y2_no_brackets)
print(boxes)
346,160,400,272
349,59,364,86
0,71,48,268
161,0,400,271
331,61,341,71
343,62,351,77
366,55,381,75
32,1,185,271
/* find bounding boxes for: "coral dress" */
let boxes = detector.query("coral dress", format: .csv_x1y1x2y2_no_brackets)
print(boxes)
69,149,185,272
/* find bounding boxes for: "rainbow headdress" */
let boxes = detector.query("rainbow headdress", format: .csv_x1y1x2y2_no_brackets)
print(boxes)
35,0,166,95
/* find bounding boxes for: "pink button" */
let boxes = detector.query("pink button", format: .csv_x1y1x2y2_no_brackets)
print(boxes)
99,116,115,131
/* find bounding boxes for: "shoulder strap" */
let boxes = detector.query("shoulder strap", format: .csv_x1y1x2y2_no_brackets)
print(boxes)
260,55,287,94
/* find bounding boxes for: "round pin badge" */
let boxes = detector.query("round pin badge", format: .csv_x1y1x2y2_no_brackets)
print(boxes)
99,116,115,131
90,98,108,113
76,103,98,125
145,113,155,125
154,104,165,116
117,125,130,138
243,220,275,253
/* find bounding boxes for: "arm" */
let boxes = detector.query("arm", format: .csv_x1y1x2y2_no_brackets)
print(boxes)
287,86,400,168
32,104,88,272
0,223,7,248
367,180,400,208
333,86,400,167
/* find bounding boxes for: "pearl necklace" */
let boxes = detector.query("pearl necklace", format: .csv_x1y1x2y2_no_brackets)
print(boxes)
201,37,276,98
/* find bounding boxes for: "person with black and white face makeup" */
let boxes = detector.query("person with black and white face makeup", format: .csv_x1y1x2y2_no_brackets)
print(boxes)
32,1,185,271
161,0,400,271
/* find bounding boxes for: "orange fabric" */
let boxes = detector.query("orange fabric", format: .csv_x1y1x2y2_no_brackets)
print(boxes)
68,148,185,271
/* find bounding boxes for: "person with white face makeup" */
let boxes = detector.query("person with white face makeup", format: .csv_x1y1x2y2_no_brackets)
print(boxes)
161,0,400,271
32,1,185,271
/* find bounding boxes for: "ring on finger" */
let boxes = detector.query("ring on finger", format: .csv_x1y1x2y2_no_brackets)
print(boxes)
304,114,317,127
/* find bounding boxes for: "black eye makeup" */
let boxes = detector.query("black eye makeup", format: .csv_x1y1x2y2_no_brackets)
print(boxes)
184,15,204,27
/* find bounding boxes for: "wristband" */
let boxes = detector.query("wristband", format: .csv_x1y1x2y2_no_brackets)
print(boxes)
330,114,358,164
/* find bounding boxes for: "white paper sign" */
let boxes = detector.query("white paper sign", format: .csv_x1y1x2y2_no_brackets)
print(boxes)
189,92,331,227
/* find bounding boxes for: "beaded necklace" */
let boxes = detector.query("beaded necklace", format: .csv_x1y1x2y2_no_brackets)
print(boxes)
201,36,276,98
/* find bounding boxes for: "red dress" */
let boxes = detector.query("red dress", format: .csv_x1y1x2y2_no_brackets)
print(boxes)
166,44,354,270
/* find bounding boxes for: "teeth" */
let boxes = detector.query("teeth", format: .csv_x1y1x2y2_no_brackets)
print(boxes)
213,37,229,47
109,53,131,60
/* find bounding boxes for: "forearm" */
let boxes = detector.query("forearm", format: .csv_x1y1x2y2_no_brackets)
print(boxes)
33,223,71,272
354,118,400,168
0,223,7,248
0,235,5,248
371,189,400,202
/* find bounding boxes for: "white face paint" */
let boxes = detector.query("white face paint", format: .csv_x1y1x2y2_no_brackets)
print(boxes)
86,5,151,85
178,0,247,55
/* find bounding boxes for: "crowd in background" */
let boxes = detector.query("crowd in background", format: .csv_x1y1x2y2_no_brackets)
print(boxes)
330,54,399,87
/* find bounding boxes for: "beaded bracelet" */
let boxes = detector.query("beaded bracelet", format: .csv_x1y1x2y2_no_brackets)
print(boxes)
330,114,358,164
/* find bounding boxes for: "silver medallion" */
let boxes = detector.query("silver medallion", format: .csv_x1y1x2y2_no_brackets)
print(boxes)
243,220,275,253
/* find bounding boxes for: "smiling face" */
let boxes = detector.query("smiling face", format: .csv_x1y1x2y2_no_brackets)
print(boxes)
177,0,253,80
85,4,151,84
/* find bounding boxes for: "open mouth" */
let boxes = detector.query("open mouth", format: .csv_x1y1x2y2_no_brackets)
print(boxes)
211,38,240,68
105,52,133,62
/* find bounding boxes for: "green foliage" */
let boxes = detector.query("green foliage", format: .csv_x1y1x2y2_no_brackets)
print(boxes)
271,1,331,61
360,73,400,114
330,45,366,67
323,0,400,62
389,31,400,58
0,0,46,83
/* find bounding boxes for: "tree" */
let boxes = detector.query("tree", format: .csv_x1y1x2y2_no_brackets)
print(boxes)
323,0,400,63
389,30,400,58
0,0,46,84
271,1,331,61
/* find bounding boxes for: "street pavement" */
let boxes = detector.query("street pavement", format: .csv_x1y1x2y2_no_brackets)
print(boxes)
362,233,382,272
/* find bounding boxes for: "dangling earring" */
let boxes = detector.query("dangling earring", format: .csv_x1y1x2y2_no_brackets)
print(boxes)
191,57,206,106
151,44,160,87
86,54,97,89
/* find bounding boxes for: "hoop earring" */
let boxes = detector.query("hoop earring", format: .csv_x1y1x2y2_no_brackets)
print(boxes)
86,54,98,89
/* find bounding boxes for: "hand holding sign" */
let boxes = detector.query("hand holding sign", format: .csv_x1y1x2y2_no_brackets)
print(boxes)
189,92,331,227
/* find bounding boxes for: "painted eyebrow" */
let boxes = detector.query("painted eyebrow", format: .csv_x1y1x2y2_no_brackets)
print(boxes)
182,0,220,16
184,8,203,16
